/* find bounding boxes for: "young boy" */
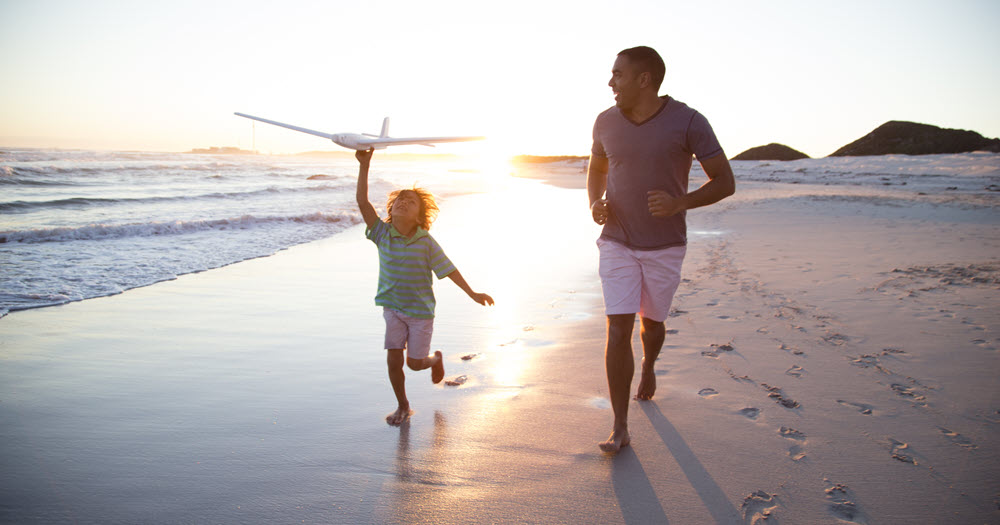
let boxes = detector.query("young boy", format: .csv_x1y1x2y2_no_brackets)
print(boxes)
355,149,494,426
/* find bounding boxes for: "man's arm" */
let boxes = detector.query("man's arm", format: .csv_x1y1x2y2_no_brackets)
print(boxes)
355,149,379,228
647,153,735,218
447,270,494,306
587,154,610,225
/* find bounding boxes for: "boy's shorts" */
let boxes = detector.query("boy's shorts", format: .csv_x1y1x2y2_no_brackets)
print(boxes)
382,307,434,359
597,238,686,323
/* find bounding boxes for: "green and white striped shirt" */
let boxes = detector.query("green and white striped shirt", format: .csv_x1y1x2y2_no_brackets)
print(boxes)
366,219,457,319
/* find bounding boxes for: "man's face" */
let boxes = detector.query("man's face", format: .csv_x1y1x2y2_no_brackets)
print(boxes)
609,55,642,110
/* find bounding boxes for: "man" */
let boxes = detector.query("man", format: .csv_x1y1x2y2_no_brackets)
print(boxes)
588,46,735,453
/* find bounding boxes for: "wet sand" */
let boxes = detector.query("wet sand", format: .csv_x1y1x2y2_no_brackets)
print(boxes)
2,165,998,523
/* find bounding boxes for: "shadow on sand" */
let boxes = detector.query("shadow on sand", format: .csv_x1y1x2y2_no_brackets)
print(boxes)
637,401,743,524
612,445,671,524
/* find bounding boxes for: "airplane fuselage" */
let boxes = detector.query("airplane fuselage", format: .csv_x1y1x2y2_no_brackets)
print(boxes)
331,133,386,150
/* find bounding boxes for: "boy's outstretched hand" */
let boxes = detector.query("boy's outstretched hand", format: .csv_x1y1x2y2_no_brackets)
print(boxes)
471,292,495,306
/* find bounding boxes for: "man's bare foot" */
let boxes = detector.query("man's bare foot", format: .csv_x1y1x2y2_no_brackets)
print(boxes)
431,351,445,384
635,367,656,400
599,427,631,453
386,406,413,426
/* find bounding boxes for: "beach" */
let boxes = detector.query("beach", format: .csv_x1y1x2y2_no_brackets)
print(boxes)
1,154,999,523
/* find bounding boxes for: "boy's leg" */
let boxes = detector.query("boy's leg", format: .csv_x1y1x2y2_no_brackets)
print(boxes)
386,349,412,425
406,352,445,384
397,313,442,384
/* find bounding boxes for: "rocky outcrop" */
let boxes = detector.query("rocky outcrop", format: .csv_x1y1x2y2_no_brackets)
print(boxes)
831,121,1000,156
731,143,810,161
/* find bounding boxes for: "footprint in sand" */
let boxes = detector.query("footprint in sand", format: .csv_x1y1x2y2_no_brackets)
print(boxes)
779,426,806,440
739,407,760,420
938,426,977,449
850,354,881,368
777,342,805,355
741,490,778,523
890,383,926,403
698,388,719,397
666,329,679,335
837,399,874,415
761,383,800,409
444,375,468,387
779,427,807,461
823,333,850,346
824,481,867,524
654,369,669,376
460,353,478,361
785,365,804,378
888,438,917,465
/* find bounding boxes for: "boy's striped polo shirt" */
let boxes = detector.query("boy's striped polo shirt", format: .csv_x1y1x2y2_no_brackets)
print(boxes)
366,219,456,319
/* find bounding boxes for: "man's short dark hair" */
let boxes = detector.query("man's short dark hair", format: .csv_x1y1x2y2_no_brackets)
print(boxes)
617,46,665,90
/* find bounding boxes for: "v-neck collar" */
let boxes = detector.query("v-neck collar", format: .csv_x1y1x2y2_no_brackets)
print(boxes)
621,96,671,127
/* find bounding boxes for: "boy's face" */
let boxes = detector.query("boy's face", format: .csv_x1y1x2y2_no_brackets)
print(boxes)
390,191,421,225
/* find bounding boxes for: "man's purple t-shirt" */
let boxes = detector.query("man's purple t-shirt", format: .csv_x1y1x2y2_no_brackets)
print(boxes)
592,96,723,250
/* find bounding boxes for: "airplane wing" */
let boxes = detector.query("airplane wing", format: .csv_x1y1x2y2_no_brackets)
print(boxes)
356,136,485,148
233,112,334,140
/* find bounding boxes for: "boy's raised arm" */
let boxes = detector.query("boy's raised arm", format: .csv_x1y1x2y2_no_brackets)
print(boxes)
355,149,379,228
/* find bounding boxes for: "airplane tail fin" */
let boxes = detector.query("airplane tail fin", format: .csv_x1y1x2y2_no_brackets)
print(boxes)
380,117,390,138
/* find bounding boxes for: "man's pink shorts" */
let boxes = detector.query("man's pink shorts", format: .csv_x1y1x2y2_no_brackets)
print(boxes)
382,307,434,359
597,238,686,323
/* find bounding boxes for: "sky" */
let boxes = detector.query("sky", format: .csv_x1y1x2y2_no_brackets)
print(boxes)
1,0,998,158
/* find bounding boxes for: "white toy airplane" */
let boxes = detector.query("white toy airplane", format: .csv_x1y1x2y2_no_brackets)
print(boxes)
234,112,484,151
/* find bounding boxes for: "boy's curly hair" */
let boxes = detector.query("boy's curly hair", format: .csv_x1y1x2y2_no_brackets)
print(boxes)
385,187,440,231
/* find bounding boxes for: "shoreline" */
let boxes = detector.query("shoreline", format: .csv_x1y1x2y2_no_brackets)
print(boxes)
1,169,998,523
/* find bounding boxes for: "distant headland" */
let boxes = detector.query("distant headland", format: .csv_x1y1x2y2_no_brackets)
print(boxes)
731,143,810,161
733,121,1000,161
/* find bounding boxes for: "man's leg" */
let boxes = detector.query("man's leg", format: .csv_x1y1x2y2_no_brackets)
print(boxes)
386,349,412,425
635,317,665,400
600,313,635,453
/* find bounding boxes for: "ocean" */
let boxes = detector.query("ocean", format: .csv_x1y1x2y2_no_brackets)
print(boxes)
0,149,496,317
1,148,998,318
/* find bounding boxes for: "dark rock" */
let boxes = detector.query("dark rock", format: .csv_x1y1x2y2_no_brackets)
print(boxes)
732,143,810,161
831,121,1000,156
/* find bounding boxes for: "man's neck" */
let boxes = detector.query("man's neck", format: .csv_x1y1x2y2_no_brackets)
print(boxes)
622,94,665,124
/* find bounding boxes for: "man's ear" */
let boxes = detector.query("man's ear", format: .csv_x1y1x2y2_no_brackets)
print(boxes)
638,71,652,89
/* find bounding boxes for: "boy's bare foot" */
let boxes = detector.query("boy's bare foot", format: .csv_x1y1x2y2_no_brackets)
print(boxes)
635,367,656,400
599,427,631,453
431,351,445,384
386,406,413,426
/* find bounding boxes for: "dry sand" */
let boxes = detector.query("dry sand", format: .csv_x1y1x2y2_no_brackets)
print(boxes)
1,165,998,524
